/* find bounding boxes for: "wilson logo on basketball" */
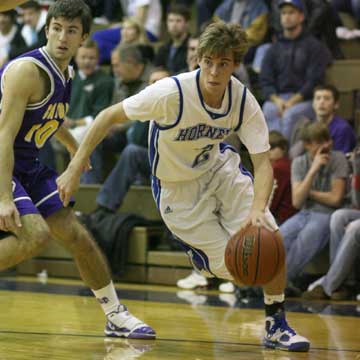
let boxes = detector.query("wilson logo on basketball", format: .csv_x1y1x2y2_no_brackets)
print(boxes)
225,225,285,286
242,234,255,276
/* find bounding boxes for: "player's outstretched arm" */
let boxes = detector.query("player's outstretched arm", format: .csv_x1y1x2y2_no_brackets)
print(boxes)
0,0,27,11
57,102,130,206
0,61,39,232
55,126,91,171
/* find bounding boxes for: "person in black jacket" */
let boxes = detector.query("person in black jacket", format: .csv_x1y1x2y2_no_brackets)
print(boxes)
259,0,332,142
268,0,343,58
154,4,190,74
10,0,47,58
0,10,26,67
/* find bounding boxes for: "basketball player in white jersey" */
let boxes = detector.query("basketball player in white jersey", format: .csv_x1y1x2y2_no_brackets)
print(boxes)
57,22,310,352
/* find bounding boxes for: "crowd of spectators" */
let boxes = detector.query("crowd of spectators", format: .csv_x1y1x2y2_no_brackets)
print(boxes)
1,0,360,300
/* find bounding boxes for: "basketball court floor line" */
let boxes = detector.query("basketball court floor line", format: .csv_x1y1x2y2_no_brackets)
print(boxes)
0,329,358,354
0,278,359,317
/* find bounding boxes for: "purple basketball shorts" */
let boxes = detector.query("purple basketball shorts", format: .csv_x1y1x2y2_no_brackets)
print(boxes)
13,161,74,218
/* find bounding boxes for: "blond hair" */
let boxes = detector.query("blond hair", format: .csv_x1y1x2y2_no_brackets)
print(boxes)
197,21,248,64
301,122,331,143
121,17,147,45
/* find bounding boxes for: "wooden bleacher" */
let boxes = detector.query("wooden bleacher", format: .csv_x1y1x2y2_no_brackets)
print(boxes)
338,12,360,60
16,185,193,285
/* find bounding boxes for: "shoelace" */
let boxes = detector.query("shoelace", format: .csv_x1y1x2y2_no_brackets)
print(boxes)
277,316,296,336
107,305,128,319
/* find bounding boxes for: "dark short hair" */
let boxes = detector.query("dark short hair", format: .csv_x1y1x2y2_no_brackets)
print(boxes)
313,84,340,102
269,131,289,152
301,122,331,143
46,0,92,35
117,44,146,65
21,1,41,11
168,4,191,22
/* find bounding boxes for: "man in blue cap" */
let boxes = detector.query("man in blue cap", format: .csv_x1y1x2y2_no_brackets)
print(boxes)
278,0,304,12
259,0,332,143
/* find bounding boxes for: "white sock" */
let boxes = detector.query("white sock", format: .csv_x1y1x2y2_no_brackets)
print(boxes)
92,281,121,315
264,293,285,305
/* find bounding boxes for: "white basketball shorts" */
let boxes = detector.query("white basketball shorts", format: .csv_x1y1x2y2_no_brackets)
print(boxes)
152,146,278,280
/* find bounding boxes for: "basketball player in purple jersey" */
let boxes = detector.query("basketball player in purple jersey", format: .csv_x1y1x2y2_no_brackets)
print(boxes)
0,0,155,339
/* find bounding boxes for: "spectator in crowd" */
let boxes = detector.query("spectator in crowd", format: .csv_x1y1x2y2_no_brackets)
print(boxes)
290,84,357,159
0,10,25,67
268,0,343,58
333,0,360,41
195,0,223,31
332,0,360,23
120,0,161,41
92,67,170,217
183,34,199,73
280,122,348,282
303,0,343,58
93,0,120,25
303,145,360,300
259,0,332,141
268,131,298,225
10,0,47,58
214,0,269,63
177,33,200,76
92,0,161,64
154,4,191,74
65,39,113,183
101,43,153,159
119,17,154,63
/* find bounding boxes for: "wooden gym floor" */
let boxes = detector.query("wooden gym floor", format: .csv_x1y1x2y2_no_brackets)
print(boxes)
0,276,359,359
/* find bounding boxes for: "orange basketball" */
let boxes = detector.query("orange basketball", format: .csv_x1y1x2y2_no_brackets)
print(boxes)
225,225,285,286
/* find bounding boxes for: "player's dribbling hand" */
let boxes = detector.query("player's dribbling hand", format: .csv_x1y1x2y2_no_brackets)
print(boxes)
0,200,22,232
56,168,81,207
241,209,277,232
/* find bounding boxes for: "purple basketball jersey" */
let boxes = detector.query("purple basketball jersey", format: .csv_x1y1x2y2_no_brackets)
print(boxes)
1,47,72,167
0,47,73,218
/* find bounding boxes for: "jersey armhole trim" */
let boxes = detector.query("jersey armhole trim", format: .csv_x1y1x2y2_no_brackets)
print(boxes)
155,76,183,130
0,57,55,111
234,86,247,132
40,47,66,85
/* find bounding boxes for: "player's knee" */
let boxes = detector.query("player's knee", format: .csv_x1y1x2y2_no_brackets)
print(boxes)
67,225,95,255
25,228,51,257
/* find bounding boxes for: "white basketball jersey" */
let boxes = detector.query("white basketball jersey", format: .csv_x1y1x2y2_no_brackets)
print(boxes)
149,71,247,182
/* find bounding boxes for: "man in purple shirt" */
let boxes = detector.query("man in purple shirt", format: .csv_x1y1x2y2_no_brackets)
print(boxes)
290,84,357,159
315,85,357,154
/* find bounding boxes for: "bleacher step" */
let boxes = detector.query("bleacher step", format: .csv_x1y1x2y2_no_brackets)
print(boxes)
147,251,191,267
